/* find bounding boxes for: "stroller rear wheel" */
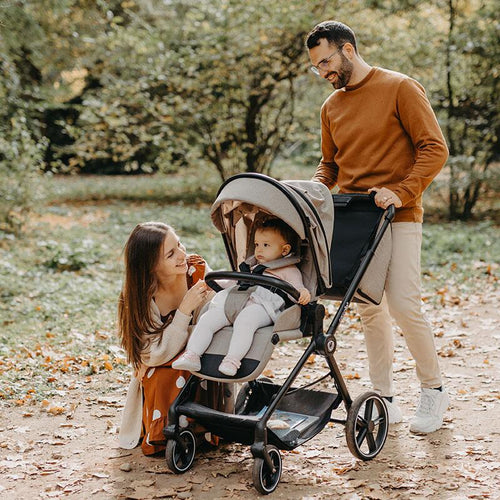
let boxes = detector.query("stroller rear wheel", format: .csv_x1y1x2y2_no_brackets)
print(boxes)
252,445,282,495
165,429,196,473
345,392,388,460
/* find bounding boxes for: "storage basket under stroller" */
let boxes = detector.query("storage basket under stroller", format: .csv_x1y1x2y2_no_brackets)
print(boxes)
164,173,395,494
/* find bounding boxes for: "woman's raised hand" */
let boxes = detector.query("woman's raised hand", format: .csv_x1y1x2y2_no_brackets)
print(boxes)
178,280,210,316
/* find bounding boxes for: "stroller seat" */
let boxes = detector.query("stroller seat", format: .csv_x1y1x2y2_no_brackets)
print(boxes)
192,304,303,383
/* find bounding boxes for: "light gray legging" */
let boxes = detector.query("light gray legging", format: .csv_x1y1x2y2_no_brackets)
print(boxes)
187,302,273,362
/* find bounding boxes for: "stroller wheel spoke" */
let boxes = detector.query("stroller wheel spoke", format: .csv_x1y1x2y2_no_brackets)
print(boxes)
356,423,368,445
364,399,374,420
366,430,377,451
356,415,370,429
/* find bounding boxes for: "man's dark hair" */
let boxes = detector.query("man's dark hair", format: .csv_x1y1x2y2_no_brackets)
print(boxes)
306,21,358,54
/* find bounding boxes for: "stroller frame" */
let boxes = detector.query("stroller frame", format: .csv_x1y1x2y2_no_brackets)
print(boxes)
164,174,395,494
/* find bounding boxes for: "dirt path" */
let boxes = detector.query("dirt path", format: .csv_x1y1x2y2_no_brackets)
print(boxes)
1,287,499,499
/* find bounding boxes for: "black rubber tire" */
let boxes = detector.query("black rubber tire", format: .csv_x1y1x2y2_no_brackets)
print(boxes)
252,445,282,495
345,392,388,460
165,429,196,473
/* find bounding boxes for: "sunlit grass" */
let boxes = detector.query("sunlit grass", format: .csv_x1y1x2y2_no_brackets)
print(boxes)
42,162,317,205
0,169,498,401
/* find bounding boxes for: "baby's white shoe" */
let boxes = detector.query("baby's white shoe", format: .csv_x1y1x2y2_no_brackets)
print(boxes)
218,357,240,376
172,351,201,372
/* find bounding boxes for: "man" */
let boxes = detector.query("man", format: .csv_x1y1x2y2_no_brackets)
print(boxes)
306,21,449,433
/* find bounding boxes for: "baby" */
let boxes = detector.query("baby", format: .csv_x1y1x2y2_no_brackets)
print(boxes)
173,218,311,376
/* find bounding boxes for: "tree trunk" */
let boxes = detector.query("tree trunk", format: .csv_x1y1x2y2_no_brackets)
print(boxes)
445,0,459,220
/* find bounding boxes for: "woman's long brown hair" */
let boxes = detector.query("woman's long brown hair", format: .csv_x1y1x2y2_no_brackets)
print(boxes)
118,222,172,370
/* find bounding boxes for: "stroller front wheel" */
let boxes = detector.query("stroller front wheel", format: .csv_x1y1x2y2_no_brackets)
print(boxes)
165,429,196,473
345,392,388,460
252,445,282,495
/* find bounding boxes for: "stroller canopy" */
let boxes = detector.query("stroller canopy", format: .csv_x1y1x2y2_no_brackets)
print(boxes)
210,173,334,295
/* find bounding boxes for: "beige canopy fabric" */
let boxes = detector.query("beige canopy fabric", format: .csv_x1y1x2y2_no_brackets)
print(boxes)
210,174,334,297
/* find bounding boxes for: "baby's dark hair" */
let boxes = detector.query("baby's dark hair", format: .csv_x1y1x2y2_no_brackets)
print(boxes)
254,218,299,254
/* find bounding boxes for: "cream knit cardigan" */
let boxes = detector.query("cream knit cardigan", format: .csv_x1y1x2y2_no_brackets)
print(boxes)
118,300,196,449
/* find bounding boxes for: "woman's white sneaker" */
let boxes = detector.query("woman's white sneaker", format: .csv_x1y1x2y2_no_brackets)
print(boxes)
410,388,449,434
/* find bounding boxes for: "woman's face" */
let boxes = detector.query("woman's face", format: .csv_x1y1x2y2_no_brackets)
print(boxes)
155,230,188,280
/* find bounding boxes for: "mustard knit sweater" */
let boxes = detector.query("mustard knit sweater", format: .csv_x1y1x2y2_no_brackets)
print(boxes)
312,67,449,223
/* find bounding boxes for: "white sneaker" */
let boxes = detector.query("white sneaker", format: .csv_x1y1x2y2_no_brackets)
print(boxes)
384,398,403,424
410,388,449,434
373,397,403,424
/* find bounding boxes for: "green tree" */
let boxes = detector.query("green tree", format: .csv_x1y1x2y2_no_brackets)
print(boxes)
0,0,111,229
0,2,47,230
442,0,499,219
55,0,329,179
163,0,320,180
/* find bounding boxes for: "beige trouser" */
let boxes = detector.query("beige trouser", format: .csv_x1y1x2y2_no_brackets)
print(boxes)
357,222,442,397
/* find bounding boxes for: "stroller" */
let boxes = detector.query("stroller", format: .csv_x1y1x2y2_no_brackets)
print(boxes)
164,173,395,494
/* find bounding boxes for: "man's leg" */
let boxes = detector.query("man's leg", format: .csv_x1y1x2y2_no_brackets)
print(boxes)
357,295,395,397
385,223,442,389
385,222,448,433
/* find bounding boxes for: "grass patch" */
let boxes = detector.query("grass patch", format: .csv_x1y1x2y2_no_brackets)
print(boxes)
43,163,317,206
0,172,498,402
421,221,498,302
44,168,219,205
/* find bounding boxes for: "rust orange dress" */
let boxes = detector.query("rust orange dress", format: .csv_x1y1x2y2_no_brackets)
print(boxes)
123,255,231,456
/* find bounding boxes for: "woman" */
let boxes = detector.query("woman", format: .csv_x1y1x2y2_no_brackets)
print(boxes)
117,222,231,455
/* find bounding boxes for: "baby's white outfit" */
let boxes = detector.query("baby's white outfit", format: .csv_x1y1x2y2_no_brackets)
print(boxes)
186,264,306,364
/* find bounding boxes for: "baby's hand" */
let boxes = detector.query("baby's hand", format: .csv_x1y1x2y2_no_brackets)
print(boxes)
298,288,311,305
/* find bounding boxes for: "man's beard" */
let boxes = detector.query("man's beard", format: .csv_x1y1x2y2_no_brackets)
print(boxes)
327,55,354,89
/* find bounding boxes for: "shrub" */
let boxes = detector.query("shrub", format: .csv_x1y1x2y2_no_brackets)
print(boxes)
0,113,48,233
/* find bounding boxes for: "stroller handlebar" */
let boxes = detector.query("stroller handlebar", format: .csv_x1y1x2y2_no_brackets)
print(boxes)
386,204,396,221
205,271,301,302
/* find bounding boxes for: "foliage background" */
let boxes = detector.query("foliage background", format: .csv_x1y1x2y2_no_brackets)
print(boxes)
0,0,498,228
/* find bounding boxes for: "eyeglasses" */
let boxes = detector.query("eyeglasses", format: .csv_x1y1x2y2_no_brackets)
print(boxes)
309,45,344,75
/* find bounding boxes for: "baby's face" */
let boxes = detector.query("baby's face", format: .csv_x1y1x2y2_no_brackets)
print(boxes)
254,229,290,263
